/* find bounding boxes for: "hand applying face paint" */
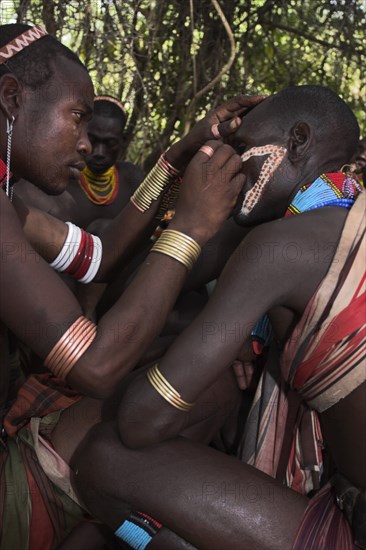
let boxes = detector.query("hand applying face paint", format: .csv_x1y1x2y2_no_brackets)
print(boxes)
165,95,266,172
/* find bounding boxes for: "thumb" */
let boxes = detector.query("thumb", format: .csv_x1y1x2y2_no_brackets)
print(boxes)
213,116,242,140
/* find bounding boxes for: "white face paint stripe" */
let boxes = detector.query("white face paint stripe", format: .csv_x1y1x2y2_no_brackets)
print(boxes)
240,145,287,215
241,144,286,163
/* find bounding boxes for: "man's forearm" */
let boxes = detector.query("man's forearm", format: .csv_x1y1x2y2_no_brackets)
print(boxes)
13,191,161,282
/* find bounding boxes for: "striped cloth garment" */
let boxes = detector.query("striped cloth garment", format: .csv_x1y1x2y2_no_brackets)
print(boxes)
237,191,365,547
1,374,84,550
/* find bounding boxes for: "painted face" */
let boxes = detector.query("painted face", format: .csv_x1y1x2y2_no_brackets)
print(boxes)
11,56,94,194
230,98,290,225
85,114,125,174
240,144,287,215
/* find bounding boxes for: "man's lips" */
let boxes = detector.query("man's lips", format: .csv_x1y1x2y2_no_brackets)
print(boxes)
69,162,85,179
86,161,109,172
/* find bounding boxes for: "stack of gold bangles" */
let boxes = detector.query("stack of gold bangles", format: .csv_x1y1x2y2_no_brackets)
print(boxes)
151,229,201,270
131,153,180,212
147,364,194,412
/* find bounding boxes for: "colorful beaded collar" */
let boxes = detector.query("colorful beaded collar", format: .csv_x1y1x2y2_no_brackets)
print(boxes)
79,165,119,205
285,171,362,216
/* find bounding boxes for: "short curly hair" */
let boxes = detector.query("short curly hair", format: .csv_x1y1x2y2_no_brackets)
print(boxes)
271,85,360,162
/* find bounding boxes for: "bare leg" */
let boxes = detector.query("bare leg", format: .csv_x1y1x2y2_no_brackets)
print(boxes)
72,422,308,550
56,521,119,549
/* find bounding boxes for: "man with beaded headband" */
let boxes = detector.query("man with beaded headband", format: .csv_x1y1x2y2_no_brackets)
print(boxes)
71,86,366,550
0,22,264,548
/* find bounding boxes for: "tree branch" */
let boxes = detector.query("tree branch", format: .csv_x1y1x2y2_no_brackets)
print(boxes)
183,0,237,134
261,20,364,58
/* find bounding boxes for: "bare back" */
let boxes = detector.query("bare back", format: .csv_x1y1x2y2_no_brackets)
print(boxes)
118,204,366,493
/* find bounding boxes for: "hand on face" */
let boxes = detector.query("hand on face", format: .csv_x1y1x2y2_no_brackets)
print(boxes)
167,95,267,171
170,140,246,244
202,94,268,141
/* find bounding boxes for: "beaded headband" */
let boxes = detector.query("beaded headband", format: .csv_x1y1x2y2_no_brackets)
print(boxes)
94,95,125,114
0,25,48,65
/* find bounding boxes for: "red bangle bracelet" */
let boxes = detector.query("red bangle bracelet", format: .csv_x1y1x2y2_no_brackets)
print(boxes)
65,228,86,275
72,232,94,280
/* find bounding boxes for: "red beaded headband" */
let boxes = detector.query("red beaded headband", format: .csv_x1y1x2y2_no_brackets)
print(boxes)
94,95,126,114
0,25,48,65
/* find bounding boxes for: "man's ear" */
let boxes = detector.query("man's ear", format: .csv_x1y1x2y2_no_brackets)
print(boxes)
0,73,23,120
287,121,313,162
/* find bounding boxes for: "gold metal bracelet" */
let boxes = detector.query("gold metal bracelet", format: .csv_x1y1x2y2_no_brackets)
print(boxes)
151,229,201,270
147,364,194,412
131,154,179,212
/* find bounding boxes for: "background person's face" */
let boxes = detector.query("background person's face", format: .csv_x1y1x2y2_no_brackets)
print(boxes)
85,114,125,173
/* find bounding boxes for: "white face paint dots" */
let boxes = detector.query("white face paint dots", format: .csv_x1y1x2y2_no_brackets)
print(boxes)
240,145,287,215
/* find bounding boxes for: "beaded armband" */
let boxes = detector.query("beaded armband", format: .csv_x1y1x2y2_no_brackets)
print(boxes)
115,511,162,549
150,229,201,271
50,222,102,284
131,153,180,212
155,176,182,221
44,316,97,380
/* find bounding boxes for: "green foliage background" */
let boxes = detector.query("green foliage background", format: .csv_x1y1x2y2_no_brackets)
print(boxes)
1,0,365,170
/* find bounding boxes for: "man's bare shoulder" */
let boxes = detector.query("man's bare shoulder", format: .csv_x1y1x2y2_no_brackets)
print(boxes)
1,187,24,234
14,179,77,221
249,205,347,238
230,207,349,314
241,207,348,261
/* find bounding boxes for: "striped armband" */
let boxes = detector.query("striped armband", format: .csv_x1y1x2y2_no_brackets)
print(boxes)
50,222,102,283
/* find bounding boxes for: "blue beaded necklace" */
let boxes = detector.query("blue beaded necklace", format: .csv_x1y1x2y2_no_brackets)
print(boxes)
286,172,362,217
251,171,362,351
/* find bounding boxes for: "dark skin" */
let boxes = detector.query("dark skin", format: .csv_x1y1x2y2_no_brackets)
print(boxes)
63,112,145,227
0,59,263,550
97,216,250,317
14,110,144,228
71,96,366,549
12,95,263,283
65,111,144,317
10,93,262,336
0,52,265,462
12,111,140,325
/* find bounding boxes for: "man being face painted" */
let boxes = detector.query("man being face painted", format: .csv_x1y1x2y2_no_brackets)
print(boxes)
232,90,361,228
230,96,294,226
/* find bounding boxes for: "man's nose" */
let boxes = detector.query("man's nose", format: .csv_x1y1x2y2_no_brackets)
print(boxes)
91,142,107,158
77,128,93,156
